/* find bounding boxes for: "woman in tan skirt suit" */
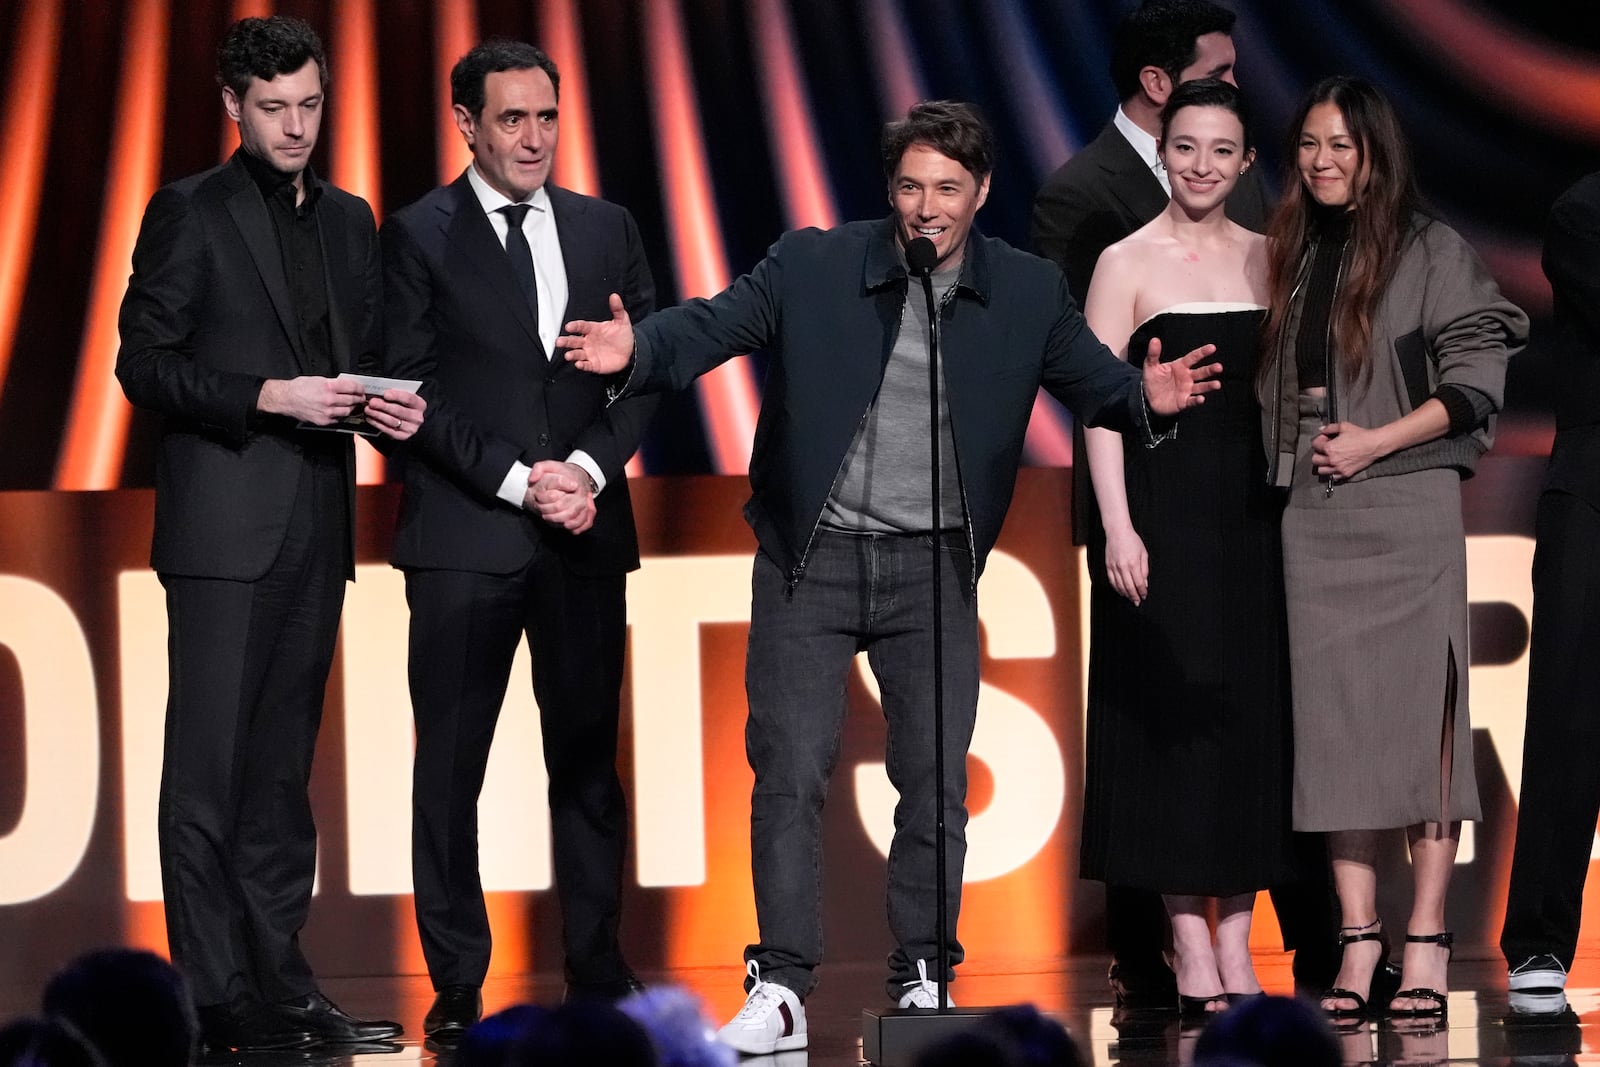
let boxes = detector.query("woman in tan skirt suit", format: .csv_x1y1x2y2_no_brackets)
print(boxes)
1258,77,1527,1020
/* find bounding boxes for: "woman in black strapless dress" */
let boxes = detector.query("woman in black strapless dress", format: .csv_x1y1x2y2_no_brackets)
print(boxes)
1078,80,1293,1015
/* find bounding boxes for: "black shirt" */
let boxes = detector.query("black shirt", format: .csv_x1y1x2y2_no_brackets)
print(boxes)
1294,208,1353,391
238,148,335,377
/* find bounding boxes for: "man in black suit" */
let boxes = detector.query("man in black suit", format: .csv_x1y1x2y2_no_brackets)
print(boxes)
379,39,657,1043
1501,170,1600,1014
1029,0,1331,1007
116,15,422,1054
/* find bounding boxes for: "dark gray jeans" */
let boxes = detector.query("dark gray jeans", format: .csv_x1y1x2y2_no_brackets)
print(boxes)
742,528,978,1000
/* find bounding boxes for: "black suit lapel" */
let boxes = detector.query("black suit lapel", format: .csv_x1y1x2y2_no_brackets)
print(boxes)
548,186,594,378
442,173,543,349
1095,126,1170,225
317,189,355,371
222,165,308,368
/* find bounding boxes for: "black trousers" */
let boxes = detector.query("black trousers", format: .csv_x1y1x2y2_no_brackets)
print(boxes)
157,457,347,1009
406,550,629,988
1502,490,1600,969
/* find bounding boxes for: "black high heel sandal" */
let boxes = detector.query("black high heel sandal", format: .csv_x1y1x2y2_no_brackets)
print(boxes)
1178,994,1229,1020
1389,932,1453,1018
1321,923,1402,1020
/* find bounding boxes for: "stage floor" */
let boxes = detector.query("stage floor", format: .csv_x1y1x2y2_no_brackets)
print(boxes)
4,951,1592,1065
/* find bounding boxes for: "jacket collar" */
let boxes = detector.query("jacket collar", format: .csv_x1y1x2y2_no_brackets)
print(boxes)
862,214,990,304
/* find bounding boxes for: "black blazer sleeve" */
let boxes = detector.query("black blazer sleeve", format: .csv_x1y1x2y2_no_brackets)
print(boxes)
116,185,267,444
380,212,530,502
568,206,658,482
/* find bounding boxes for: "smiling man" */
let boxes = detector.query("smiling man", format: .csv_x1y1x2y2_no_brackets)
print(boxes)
116,14,422,1055
557,99,1220,1054
377,38,658,1045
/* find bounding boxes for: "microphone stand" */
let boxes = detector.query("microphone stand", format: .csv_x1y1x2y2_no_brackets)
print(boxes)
913,260,952,1017
864,239,990,1065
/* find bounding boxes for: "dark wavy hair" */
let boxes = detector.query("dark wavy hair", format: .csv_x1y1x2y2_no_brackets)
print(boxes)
1110,0,1237,101
1260,76,1422,393
881,100,996,184
451,38,561,120
216,16,327,98
1158,77,1252,152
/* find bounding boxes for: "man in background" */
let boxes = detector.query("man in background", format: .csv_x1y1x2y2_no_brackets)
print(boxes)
1500,169,1600,1015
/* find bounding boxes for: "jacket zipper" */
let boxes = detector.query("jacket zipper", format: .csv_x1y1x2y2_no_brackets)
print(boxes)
788,279,913,591
1322,246,1349,496
1271,245,1315,486
788,277,978,594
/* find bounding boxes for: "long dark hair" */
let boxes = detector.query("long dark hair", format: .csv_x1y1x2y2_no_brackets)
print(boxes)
1260,76,1420,393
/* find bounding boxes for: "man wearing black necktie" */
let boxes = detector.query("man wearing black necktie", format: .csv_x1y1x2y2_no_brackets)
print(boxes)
115,16,421,1054
379,38,658,1041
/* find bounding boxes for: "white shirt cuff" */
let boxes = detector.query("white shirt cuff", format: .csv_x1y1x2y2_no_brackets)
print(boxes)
497,461,534,508
567,450,605,495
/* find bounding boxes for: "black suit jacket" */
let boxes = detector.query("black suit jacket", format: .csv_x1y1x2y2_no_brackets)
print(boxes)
116,153,378,580
380,173,656,576
1029,118,1272,541
1542,170,1600,505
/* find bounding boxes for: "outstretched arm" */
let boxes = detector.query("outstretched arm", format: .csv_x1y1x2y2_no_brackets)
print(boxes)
1140,337,1220,416
557,292,636,374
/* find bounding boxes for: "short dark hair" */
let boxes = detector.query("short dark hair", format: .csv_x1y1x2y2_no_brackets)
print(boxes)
1159,77,1252,152
216,16,328,98
1110,0,1236,101
1192,994,1340,1067
881,100,996,184
450,39,561,120
43,949,198,1067
0,1018,101,1067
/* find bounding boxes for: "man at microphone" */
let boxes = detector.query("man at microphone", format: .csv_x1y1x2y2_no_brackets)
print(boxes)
558,99,1218,1055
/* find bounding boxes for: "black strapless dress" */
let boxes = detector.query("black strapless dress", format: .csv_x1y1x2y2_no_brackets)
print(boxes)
1078,307,1295,896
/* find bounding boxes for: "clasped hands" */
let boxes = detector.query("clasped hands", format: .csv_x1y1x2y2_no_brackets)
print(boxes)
1311,422,1382,482
523,460,596,535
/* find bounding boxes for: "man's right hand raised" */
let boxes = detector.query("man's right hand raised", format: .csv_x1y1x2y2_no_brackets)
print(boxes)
257,376,366,425
556,293,634,375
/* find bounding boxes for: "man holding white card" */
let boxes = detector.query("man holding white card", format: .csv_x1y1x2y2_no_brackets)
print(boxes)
115,15,424,1054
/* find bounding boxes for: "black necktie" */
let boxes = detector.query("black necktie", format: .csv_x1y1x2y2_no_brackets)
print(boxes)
498,203,540,334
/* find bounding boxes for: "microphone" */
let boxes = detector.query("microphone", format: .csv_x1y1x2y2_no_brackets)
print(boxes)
906,235,938,276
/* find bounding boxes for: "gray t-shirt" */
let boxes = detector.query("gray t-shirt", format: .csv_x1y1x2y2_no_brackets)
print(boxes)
822,257,964,533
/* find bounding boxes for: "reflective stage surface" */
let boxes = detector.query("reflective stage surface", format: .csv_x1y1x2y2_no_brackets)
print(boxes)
3,951,1595,1065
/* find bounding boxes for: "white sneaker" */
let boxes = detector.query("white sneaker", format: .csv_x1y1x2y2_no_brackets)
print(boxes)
1508,954,1567,993
717,961,807,1054
898,959,956,1009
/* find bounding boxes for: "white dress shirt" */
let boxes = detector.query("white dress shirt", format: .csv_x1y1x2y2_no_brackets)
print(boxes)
463,164,607,506
1113,105,1171,197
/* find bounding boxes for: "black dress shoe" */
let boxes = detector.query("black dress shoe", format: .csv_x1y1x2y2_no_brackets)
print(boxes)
199,1000,317,1053
563,974,646,1003
275,991,403,1043
424,985,482,1040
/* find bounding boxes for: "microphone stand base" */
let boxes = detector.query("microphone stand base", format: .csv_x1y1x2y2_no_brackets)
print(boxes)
861,1005,1000,1066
